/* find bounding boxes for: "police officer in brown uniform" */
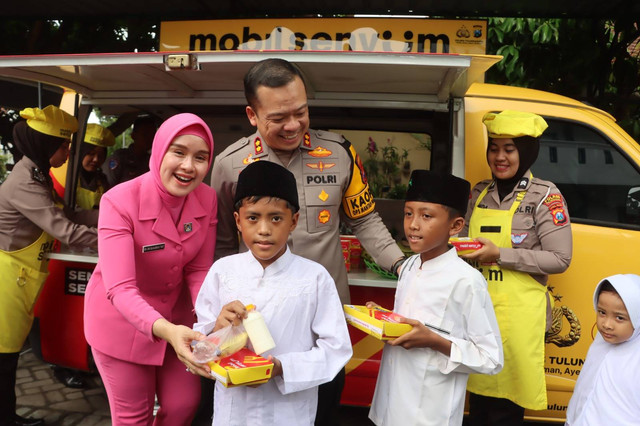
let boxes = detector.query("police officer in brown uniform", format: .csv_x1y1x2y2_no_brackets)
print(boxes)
103,116,156,187
209,58,406,425
460,111,573,425
0,106,98,426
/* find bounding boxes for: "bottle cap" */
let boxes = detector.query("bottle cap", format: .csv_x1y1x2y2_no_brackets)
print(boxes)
245,304,256,311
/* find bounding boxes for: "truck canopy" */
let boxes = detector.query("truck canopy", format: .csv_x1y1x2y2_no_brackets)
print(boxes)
0,51,500,111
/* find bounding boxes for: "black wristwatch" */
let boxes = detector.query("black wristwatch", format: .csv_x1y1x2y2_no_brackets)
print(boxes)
391,256,408,276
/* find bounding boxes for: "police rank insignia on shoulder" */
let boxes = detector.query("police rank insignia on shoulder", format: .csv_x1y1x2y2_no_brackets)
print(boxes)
31,167,46,183
517,177,529,189
254,137,263,155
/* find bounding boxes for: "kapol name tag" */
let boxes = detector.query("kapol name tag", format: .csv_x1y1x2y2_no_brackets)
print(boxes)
142,243,165,253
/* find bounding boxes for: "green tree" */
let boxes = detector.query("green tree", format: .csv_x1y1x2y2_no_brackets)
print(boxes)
486,17,640,141
0,19,157,54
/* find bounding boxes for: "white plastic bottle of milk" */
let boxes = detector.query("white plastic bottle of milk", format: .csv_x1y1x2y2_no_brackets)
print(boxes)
243,304,276,355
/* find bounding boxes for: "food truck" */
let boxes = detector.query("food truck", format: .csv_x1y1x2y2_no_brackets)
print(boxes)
1,18,639,422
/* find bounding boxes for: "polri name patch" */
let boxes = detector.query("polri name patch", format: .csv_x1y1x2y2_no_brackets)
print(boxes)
142,243,165,253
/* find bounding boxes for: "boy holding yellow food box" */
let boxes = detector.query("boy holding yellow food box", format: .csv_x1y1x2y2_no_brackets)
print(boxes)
367,170,503,426
193,161,352,426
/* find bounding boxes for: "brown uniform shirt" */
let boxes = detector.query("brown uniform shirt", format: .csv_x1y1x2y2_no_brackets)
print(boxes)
460,172,573,287
0,157,97,252
211,129,403,303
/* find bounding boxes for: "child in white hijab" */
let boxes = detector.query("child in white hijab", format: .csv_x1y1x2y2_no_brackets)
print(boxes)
565,274,640,425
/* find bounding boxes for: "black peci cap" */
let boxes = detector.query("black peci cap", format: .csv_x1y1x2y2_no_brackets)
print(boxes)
234,160,300,212
405,170,470,216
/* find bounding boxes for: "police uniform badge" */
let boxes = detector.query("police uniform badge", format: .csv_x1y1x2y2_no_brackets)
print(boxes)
31,167,46,184
109,158,119,170
517,176,529,190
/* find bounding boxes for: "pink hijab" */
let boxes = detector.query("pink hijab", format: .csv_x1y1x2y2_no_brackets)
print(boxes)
148,113,214,220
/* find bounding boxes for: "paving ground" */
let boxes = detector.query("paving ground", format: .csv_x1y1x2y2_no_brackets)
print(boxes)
15,349,549,426
15,348,374,426
15,349,111,426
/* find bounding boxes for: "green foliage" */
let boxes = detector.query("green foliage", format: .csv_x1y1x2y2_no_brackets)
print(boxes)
0,19,158,54
0,152,9,184
487,18,564,87
0,109,20,178
486,17,640,142
90,109,133,158
363,136,409,199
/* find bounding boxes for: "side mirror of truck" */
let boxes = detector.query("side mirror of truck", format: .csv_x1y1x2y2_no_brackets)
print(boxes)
626,187,640,222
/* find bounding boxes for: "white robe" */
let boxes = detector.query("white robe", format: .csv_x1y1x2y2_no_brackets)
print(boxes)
194,247,352,426
369,248,503,426
566,274,640,426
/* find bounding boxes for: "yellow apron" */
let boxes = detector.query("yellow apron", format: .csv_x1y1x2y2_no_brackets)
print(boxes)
466,181,548,410
0,231,55,352
76,182,104,210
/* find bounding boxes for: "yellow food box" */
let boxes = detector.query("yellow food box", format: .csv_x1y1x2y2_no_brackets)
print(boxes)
343,304,412,340
208,347,274,387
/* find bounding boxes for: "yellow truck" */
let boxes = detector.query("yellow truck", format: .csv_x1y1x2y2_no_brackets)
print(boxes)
1,48,638,422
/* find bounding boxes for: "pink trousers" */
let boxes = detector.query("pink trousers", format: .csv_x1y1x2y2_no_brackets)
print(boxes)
92,346,201,426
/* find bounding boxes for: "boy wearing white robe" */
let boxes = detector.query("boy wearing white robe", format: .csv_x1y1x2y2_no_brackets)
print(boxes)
566,274,640,426
368,170,503,426
193,161,352,426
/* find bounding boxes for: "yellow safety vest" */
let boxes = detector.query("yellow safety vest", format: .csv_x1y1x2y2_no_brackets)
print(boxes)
0,231,55,352
466,179,548,410
76,181,104,210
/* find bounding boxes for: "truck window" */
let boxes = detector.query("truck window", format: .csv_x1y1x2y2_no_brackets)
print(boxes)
531,118,640,228
332,129,431,180
329,128,432,240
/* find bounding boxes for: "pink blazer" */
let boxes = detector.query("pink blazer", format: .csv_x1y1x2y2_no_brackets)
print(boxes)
84,173,217,365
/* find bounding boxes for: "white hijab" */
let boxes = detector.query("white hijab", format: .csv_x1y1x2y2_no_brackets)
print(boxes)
565,274,640,425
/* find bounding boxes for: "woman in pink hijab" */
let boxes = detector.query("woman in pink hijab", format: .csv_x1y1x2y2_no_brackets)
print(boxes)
84,113,217,425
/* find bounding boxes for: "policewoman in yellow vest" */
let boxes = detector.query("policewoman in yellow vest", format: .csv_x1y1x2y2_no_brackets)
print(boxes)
76,123,114,210
0,106,98,426
461,111,573,425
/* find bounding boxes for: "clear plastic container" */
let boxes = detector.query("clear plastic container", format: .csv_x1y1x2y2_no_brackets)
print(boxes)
191,324,248,363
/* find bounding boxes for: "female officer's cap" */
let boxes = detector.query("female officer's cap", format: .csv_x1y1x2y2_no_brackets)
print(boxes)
84,124,115,147
483,110,548,139
19,105,78,139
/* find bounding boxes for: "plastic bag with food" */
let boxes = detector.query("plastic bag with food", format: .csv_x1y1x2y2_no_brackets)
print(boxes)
191,324,248,363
